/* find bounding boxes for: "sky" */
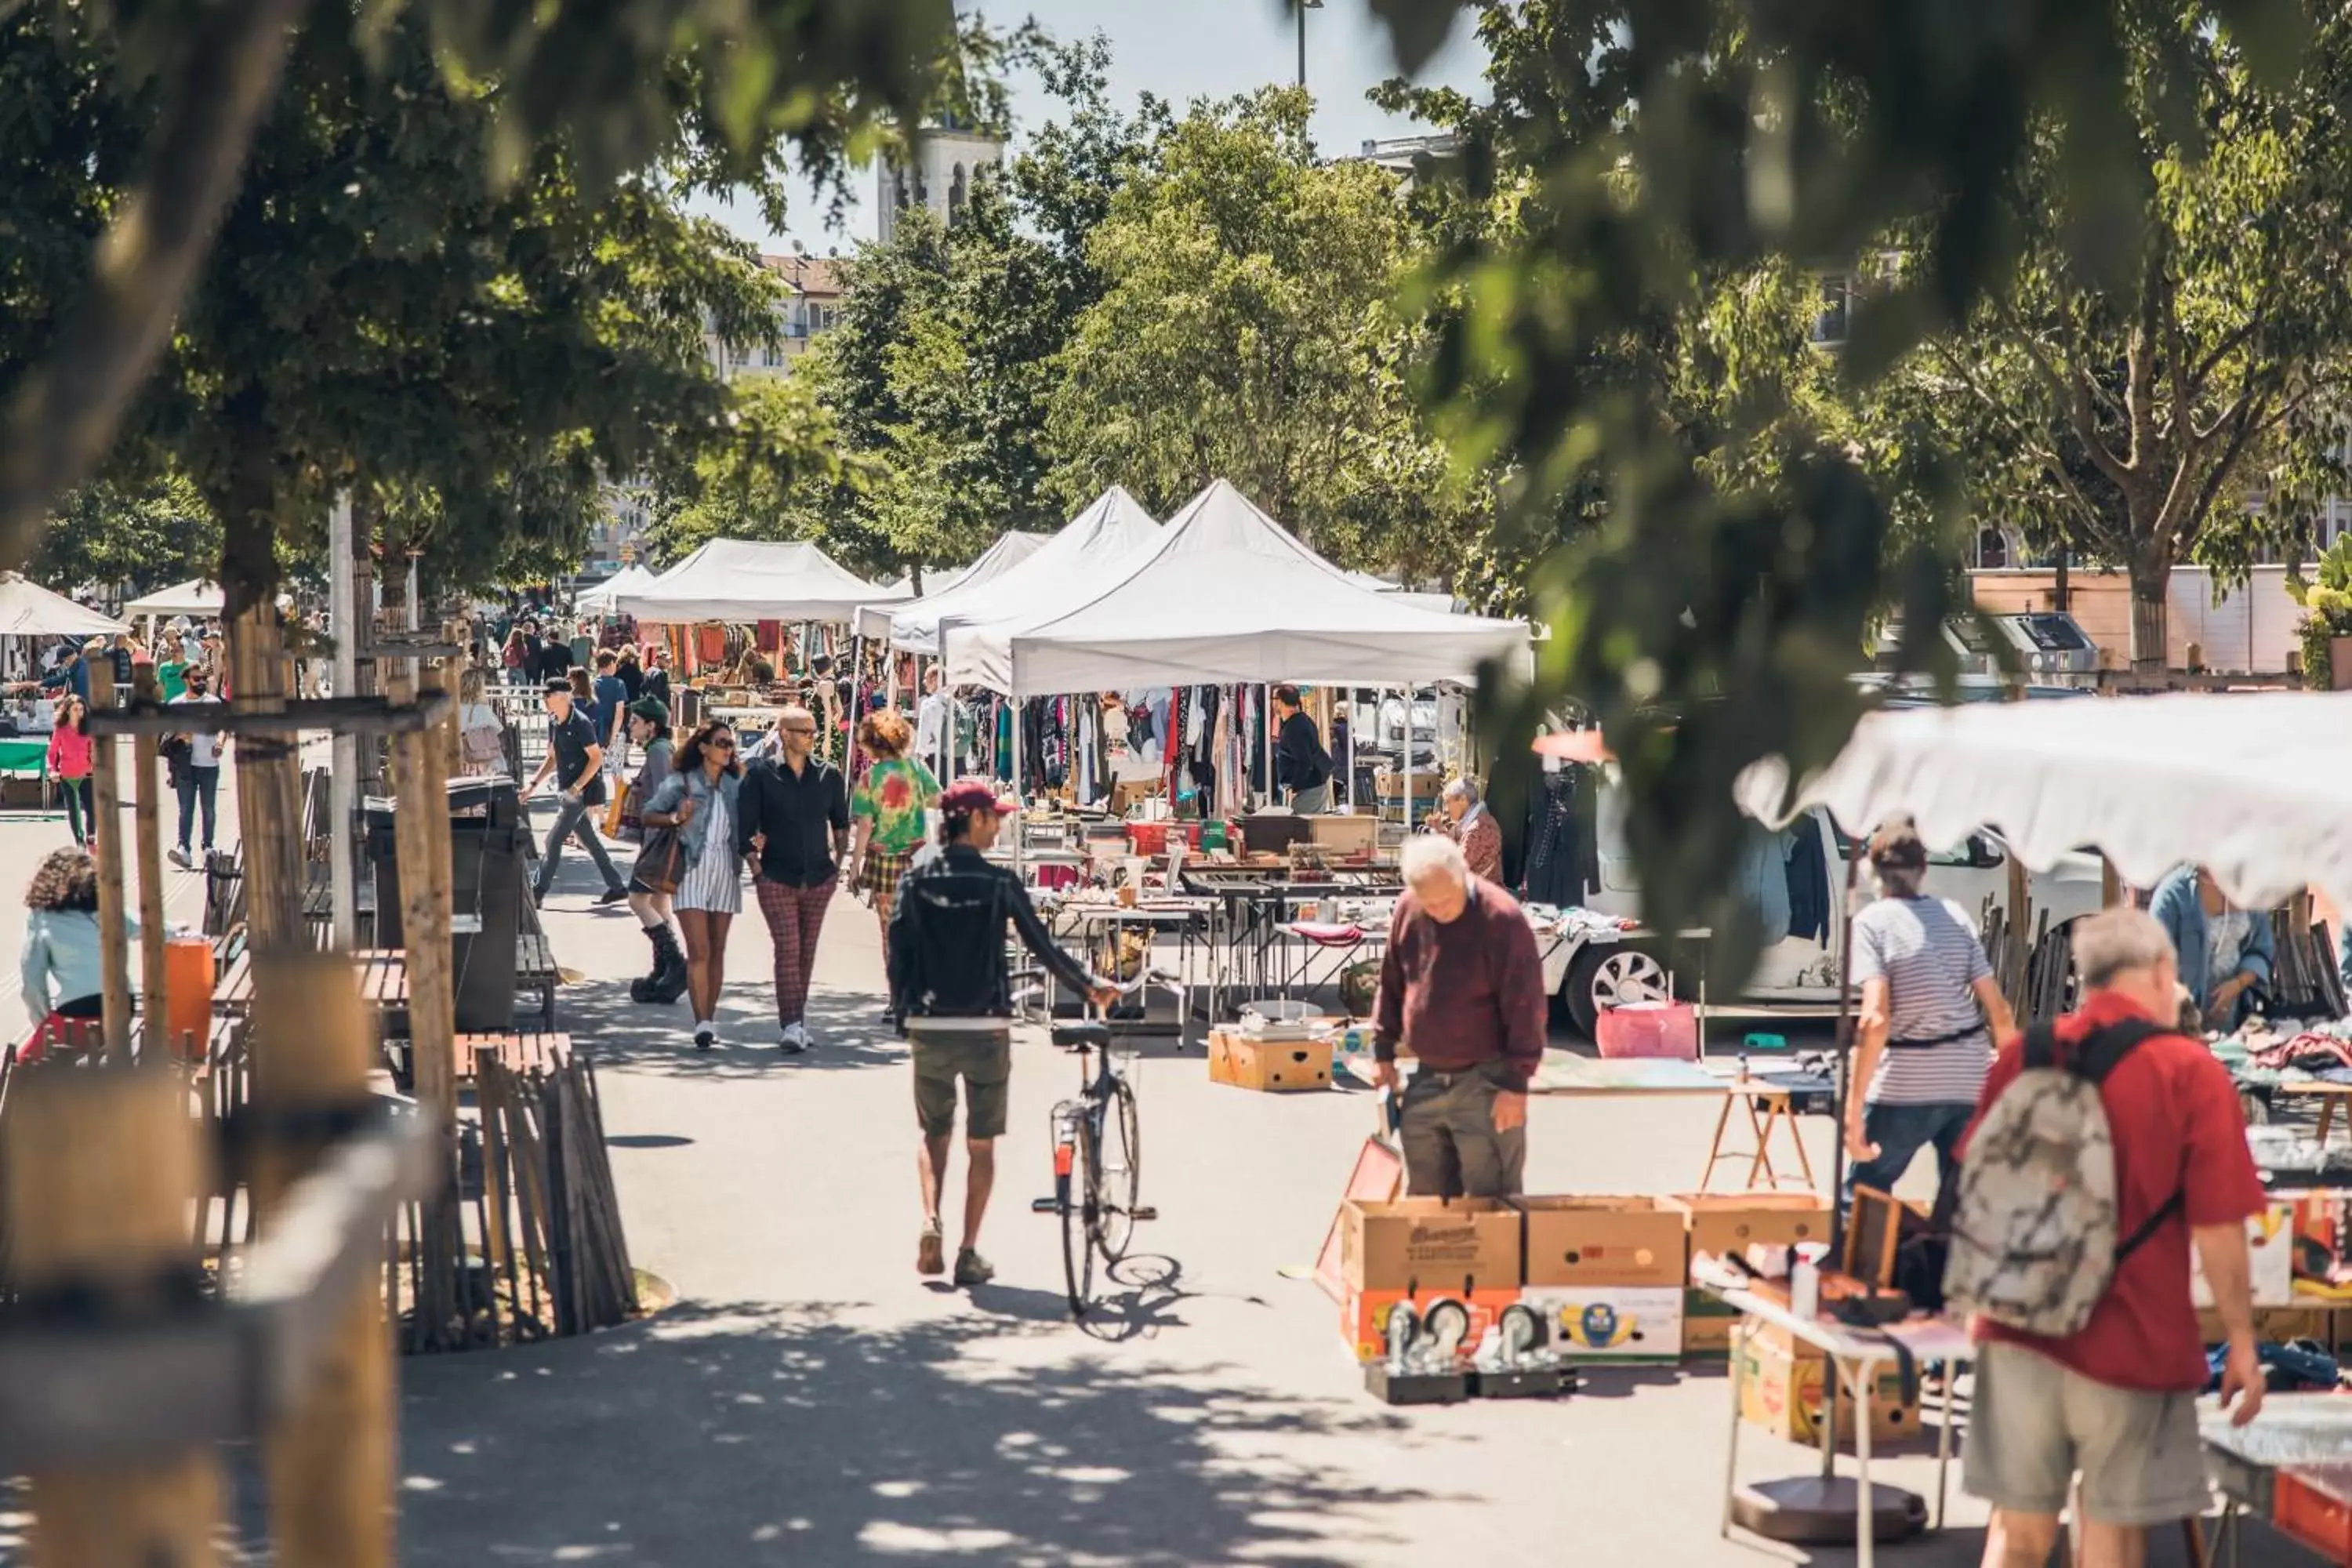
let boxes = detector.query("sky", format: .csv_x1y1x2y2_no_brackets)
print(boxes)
697,0,1493,256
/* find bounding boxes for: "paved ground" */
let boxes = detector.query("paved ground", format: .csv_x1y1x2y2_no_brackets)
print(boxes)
0,780,2295,1565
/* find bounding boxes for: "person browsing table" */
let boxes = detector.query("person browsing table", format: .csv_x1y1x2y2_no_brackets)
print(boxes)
1272,684,1331,814
1372,836,1547,1197
737,703,849,1054
523,677,629,908
889,779,1117,1287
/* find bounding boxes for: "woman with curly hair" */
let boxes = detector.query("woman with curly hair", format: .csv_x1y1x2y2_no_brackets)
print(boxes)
847,708,941,943
20,848,120,1057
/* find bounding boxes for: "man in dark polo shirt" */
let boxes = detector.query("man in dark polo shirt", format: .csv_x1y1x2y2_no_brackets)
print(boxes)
1372,834,1547,1196
524,677,628,907
737,704,850,1053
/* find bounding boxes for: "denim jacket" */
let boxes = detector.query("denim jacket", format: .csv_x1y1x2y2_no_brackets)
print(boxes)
644,766,743,868
2149,865,2274,1011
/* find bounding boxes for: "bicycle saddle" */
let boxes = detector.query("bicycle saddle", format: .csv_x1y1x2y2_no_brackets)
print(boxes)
1052,1022,1112,1051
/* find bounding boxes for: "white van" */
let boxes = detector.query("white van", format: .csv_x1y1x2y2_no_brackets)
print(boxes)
1543,784,2106,1036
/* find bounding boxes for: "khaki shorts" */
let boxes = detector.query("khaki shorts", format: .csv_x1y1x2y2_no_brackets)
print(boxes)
1965,1341,2209,1526
909,1026,1011,1141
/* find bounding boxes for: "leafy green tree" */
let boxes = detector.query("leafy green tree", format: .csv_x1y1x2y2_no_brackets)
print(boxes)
34,474,221,596
650,375,869,565
1871,16,2352,668
1043,88,1457,568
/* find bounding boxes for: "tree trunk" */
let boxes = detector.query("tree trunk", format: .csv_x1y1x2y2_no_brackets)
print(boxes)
2128,559,2170,675
217,424,397,1567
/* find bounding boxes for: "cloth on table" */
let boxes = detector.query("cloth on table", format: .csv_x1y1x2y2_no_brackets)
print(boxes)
2249,1033,2352,1074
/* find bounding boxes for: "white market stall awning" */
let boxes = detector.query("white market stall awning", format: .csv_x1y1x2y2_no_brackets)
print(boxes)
1733,690,2352,913
615,539,900,625
122,578,224,619
946,479,1528,695
903,487,1163,663
854,531,1049,641
575,564,655,615
0,575,129,638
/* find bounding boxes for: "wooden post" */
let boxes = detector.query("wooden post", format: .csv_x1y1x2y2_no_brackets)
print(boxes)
248,951,396,1566
86,661,133,1059
133,664,169,1061
6,1069,223,1563
387,659,463,1346
2102,855,2123,909
227,600,303,954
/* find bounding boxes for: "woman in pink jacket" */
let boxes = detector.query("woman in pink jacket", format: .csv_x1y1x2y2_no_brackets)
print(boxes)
46,695,95,849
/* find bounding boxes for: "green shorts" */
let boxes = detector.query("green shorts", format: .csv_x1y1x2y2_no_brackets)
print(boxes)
909,1026,1011,1141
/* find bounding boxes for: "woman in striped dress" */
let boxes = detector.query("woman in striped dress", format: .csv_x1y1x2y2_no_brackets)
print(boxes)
642,721,744,1051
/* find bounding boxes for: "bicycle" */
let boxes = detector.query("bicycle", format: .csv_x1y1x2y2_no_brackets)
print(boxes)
1024,967,1181,1319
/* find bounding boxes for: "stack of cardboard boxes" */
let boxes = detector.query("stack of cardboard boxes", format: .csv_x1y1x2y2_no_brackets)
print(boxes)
1341,1189,1918,1447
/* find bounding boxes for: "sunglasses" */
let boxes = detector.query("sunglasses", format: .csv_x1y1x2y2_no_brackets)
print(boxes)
781,724,817,736
709,738,736,750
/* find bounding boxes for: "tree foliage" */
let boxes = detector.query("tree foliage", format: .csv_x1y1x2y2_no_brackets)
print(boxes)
34,474,221,596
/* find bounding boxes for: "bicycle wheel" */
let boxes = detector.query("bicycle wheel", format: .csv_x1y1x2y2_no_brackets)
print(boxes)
1094,1076,1142,1262
1058,1112,1096,1317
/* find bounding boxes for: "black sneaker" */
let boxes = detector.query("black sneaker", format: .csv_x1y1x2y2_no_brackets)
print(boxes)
952,1248,995,1287
594,886,629,906
692,1022,715,1052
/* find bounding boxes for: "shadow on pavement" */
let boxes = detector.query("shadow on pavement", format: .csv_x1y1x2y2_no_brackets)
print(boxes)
564,983,909,1078
392,1299,1442,1566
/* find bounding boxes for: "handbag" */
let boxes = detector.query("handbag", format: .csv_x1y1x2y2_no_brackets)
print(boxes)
633,823,683,895
602,779,631,839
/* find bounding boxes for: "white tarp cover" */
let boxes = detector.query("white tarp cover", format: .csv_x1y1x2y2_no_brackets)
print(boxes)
615,539,898,624
123,578,224,619
575,564,655,614
967,479,1529,695
854,531,1049,640
1,575,128,638
1734,690,2352,912
907,486,1163,664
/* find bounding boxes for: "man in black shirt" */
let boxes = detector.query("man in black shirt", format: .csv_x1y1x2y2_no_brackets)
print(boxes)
524,677,628,906
890,779,1116,1286
1272,683,1331,814
737,704,849,1052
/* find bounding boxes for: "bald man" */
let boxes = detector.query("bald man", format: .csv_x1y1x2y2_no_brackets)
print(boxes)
736,703,851,1053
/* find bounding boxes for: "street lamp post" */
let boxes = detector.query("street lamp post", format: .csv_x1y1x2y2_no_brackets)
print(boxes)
1296,0,1323,89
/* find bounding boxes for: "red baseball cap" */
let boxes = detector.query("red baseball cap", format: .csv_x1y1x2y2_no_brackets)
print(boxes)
938,779,1020,816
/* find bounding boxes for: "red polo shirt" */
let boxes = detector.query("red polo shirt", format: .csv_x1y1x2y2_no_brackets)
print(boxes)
1959,989,2266,1392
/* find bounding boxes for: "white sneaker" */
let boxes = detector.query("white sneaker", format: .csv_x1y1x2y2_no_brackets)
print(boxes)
169,847,192,869
779,1022,808,1054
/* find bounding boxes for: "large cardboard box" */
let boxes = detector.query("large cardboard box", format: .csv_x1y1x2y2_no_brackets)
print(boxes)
1344,1197,1522,1294
1513,1196,1686,1288
1737,1335,1920,1451
2193,1202,2295,1309
1341,1286,1523,1363
1207,1030,1333,1092
1665,1193,1834,1356
1521,1286,1684,1364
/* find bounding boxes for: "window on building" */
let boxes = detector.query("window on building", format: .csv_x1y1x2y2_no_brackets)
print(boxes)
1813,274,1853,346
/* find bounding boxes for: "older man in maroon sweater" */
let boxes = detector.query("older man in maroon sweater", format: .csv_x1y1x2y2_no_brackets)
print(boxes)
1372,835,1548,1196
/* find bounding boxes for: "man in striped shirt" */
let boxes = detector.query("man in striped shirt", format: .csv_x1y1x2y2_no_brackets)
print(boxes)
1843,818,2016,1207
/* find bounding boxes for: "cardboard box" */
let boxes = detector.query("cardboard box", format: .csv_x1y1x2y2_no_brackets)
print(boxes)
1343,1197,1523,1299
1737,1336,1919,1451
1514,1196,1686,1288
1665,1193,1834,1356
1341,1285,1522,1363
1521,1286,1684,1364
2198,1305,2339,1347
1208,1030,1333,1092
2193,1202,2295,1309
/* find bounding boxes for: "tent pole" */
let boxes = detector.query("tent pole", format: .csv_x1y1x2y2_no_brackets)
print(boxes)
1401,688,1414,845
1010,689,1024,880
328,493,358,949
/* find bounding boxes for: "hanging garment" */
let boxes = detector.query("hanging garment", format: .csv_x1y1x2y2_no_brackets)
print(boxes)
1520,767,1588,906
1784,824,1832,946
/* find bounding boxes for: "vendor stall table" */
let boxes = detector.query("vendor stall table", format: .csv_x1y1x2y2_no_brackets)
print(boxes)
2202,1392,2352,1566
1042,899,1214,1030
1710,1281,1972,1567
2274,1080,2352,1146
0,736,46,775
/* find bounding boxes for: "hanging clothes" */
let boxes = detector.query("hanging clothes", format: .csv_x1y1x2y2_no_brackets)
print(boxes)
1521,764,1598,906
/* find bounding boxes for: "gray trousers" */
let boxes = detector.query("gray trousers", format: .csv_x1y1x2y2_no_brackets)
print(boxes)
1290,781,1330,814
1399,1063,1526,1199
535,793,623,897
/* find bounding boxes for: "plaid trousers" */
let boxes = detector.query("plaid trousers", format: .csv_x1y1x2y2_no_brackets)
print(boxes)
753,876,835,1027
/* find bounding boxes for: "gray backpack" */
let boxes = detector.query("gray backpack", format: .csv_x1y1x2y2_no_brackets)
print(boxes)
1942,1018,2176,1336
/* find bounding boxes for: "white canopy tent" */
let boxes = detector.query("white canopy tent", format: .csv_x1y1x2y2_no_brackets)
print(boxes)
122,579,224,620
898,486,1163,662
614,539,900,625
575,564,655,615
1733,689,2352,913
946,478,1528,695
854,530,1050,641
0,575,128,639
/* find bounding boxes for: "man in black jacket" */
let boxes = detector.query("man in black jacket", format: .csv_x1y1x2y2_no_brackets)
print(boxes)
1272,683,1331,813
890,779,1115,1287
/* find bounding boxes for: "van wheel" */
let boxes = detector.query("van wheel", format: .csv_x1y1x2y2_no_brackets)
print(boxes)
1563,946,1672,1040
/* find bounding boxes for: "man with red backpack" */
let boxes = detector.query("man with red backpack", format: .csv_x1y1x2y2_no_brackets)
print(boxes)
1948,905,2266,1567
